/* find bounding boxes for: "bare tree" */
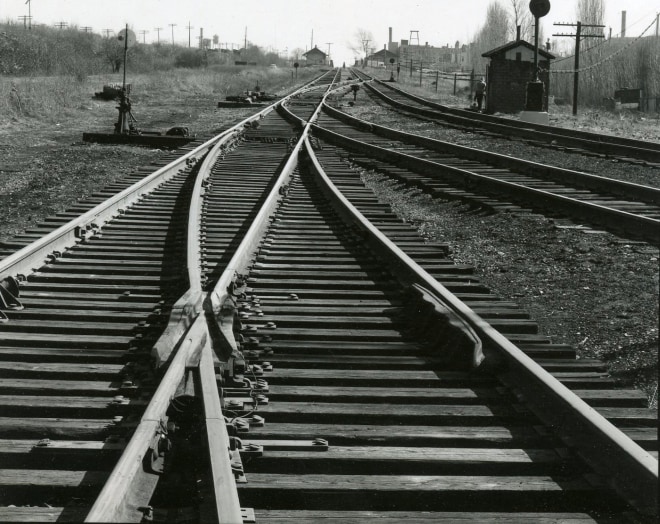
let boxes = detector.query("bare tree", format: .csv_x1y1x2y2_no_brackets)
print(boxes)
290,47,305,60
348,28,374,61
510,0,533,40
469,1,510,72
577,0,606,27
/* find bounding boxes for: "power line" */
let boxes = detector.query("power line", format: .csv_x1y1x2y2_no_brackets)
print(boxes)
550,15,658,75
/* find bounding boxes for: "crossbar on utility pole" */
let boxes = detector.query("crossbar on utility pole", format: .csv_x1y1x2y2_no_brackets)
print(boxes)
553,21,604,115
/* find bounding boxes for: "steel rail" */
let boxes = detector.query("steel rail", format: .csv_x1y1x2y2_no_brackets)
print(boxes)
82,72,336,523
0,69,335,282
322,102,660,206
206,75,334,348
357,73,660,163
310,123,660,245
302,136,659,517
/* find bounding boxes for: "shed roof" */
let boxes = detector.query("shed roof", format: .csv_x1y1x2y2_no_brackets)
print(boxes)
303,46,327,58
482,39,555,60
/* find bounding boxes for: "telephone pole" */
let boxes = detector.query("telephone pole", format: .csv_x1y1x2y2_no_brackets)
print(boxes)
81,26,92,33
54,22,68,29
154,27,162,44
18,15,31,29
186,22,194,47
103,29,113,37
554,21,605,115
362,39,370,65
139,30,148,43
169,23,176,45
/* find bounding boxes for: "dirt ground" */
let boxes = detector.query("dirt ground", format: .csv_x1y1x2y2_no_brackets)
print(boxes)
1,68,658,405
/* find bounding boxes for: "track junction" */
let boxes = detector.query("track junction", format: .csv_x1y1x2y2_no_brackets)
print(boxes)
0,68,657,523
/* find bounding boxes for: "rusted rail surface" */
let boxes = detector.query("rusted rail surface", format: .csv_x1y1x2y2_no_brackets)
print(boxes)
352,69,660,165
0,68,656,522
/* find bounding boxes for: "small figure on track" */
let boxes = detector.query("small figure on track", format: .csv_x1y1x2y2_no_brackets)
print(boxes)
351,83,360,101
474,77,486,112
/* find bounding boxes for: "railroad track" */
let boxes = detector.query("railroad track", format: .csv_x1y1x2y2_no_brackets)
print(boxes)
312,85,660,245
0,68,657,522
350,69,660,166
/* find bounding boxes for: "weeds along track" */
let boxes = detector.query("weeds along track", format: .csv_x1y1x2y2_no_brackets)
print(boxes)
313,89,660,246
0,68,656,522
350,69,660,166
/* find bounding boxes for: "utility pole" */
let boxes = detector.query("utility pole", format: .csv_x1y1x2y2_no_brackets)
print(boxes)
325,42,332,64
154,27,162,44
554,21,604,115
362,39,370,65
18,16,31,29
139,30,148,43
81,26,92,33
169,23,176,45
54,22,68,29
244,27,248,50
25,0,32,30
186,22,194,47
103,29,113,37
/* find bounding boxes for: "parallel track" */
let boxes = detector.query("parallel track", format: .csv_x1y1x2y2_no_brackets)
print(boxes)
312,87,660,245
0,68,656,522
351,69,660,166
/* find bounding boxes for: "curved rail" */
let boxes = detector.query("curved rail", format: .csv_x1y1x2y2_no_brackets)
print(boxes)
303,136,658,515
311,101,660,245
354,70,660,164
2,67,655,521
199,73,658,517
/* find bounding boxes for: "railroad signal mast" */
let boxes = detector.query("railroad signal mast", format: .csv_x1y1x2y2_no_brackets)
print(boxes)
524,0,551,119
116,25,137,134
24,0,32,29
553,21,605,115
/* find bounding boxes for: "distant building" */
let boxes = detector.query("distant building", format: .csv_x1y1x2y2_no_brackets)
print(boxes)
384,27,471,71
366,47,399,67
302,46,327,65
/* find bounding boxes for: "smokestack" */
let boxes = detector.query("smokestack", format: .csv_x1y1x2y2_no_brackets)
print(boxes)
389,27,392,45
516,25,521,41
621,11,626,37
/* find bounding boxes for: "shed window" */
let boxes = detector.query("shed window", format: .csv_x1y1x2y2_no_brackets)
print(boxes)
515,52,522,61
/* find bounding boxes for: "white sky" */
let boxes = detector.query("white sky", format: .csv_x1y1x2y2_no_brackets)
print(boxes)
1,0,658,65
